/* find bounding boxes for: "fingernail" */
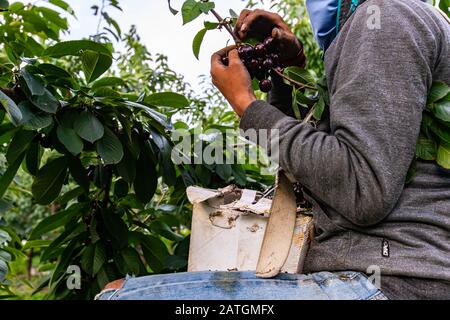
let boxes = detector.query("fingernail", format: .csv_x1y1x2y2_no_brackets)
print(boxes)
272,28,280,38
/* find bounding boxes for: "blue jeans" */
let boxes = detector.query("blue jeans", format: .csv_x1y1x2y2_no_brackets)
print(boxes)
96,271,388,300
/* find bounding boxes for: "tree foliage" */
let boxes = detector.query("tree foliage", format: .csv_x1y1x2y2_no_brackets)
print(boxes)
0,0,272,299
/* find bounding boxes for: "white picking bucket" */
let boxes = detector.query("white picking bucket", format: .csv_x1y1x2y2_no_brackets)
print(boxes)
186,185,313,274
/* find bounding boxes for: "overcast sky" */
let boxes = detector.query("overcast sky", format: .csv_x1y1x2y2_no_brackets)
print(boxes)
63,0,272,89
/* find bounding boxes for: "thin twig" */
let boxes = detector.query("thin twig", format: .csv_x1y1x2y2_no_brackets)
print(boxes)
302,107,316,124
210,9,241,44
96,0,106,36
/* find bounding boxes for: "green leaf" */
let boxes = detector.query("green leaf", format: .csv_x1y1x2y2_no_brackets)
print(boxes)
0,230,11,244
116,151,136,183
293,89,315,106
0,1,9,10
42,40,112,58
114,179,129,198
0,199,12,213
38,63,71,78
25,142,42,176
91,87,121,98
101,210,128,250
124,100,173,131
73,111,104,143
37,7,68,30
182,0,215,25
139,234,168,273
29,203,81,240
313,97,325,121
0,250,12,262
18,101,53,130
428,81,450,104
91,77,126,90
81,50,113,83
31,157,68,205
22,240,52,251
152,130,176,186
116,248,143,276
57,125,83,156
6,129,35,164
433,100,450,123
96,127,124,164
134,152,157,204
232,164,247,186
144,92,190,108
0,153,25,198
0,90,22,126
165,255,188,271
150,220,184,242
81,242,106,276
68,157,89,194
41,222,85,262
204,21,220,30
431,121,450,144
416,135,437,160
439,0,449,17
20,69,45,96
437,141,450,169
0,259,8,282
50,236,83,285
30,89,59,114
49,0,75,16
215,164,232,181
56,187,84,205
192,28,207,60
284,67,316,85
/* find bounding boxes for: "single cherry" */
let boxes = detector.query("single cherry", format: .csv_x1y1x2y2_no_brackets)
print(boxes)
238,45,254,60
255,67,266,81
259,79,273,93
262,58,274,71
263,37,276,52
248,59,260,71
270,54,280,66
221,56,229,66
254,43,266,58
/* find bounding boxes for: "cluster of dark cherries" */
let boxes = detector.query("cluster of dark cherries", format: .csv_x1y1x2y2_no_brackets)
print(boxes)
221,36,281,93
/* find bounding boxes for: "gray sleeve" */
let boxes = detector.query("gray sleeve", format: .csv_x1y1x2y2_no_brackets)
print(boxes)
240,3,436,226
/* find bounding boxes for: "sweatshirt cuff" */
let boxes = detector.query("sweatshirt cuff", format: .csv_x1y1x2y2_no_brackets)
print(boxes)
239,100,291,132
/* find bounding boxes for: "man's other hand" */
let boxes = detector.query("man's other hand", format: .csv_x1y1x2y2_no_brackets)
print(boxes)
234,9,306,68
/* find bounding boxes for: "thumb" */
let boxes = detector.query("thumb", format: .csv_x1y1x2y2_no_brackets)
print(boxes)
271,27,283,41
228,49,243,65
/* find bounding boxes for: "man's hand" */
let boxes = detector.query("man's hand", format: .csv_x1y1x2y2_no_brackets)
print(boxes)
234,9,306,68
211,46,256,117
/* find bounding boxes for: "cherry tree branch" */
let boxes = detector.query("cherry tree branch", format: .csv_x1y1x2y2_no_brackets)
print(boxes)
210,9,241,44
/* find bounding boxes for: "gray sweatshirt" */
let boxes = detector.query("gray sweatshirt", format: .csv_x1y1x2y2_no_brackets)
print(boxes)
239,0,450,299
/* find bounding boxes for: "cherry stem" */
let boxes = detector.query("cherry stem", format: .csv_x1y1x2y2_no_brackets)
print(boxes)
210,9,241,44
272,68,317,90
302,107,316,124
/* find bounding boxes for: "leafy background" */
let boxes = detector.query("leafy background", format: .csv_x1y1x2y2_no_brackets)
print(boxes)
0,0,449,299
